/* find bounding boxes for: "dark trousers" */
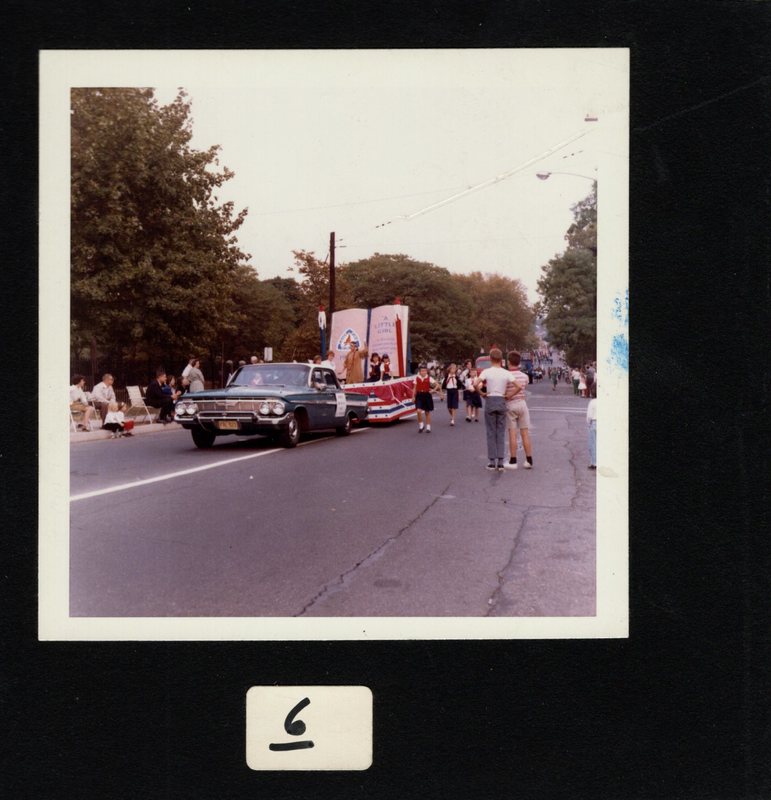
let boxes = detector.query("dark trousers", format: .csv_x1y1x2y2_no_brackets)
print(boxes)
149,398,175,421
484,396,507,461
93,400,110,422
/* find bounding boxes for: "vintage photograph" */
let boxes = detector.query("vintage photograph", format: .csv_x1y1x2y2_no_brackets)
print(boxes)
40,49,628,639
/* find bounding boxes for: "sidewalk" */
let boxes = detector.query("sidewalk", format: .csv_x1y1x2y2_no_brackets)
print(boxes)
70,419,182,443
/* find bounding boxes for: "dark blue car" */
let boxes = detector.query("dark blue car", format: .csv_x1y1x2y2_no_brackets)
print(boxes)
175,363,369,448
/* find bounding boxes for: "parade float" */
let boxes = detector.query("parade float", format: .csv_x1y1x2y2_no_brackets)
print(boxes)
325,301,417,424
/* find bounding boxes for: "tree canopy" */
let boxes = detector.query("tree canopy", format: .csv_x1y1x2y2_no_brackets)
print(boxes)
71,88,249,376
454,271,535,356
536,184,597,365
70,88,540,384
340,254,475,362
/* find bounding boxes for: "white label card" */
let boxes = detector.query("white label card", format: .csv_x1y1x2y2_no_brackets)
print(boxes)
246,685,373,771
335,391,347,417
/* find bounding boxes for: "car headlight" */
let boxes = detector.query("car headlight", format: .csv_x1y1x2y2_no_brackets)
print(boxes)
270,401,285,415
259,401,271,416
186,402,198,415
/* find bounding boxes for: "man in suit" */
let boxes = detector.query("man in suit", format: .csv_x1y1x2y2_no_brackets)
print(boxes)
144,370,175,423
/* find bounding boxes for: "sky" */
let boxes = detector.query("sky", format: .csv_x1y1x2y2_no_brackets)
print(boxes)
146,50,627,302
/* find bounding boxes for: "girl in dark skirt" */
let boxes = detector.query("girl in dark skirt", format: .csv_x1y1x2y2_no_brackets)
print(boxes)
465,367,483,422
411,363,442,433
441,363,465,426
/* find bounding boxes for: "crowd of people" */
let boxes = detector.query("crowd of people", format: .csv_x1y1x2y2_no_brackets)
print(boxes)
69,362,198,435
402,348,597,473
71,345,597,468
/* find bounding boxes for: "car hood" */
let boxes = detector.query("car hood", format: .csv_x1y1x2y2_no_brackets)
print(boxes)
183,386,301,400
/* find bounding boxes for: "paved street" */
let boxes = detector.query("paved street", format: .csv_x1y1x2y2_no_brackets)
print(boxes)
70,379,595,617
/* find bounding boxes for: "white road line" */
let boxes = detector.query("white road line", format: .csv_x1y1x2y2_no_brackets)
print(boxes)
70,427,370,502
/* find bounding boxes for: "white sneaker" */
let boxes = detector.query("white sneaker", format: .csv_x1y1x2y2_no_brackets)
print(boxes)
523,461,533,469
503,461,517,470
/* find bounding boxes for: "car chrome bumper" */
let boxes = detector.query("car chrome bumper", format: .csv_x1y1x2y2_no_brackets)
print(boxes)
177,412,290,432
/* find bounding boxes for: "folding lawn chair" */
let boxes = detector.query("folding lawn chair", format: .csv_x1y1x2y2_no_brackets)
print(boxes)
125,385,157,424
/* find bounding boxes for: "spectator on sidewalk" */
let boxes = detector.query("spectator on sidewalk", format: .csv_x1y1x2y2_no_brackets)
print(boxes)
587,393,597,469
321,350,336,369
503,350,533,470
585,362,595,398
181,357,196,381
102,401,127,438
578,369,587,398
69,374,96,431
187,359,205,393
145,370,175,423
475,348,514,471
163,375,182,403
91,373,116,422
571,367,581,396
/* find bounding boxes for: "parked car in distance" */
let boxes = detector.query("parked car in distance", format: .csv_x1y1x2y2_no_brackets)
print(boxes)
175,363,369,448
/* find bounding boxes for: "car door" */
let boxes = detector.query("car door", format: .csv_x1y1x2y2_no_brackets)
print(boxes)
323,369,348,424
308,367,335,427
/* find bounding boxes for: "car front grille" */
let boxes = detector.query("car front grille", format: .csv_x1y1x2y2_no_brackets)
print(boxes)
195,399,264,413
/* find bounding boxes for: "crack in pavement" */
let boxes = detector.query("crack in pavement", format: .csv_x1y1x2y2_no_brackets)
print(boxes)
564,415,595,512
295,481,453,616
485,417,595,616
485,506,535,616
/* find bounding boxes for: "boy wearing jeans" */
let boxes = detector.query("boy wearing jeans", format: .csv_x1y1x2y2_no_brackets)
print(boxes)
475,348,514,471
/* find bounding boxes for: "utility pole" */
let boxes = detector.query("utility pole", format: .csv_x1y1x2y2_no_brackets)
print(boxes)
329,231,336,319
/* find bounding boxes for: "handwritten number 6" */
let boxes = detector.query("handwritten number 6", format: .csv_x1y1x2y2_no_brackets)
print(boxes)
269,697,315,751
284,697,310,736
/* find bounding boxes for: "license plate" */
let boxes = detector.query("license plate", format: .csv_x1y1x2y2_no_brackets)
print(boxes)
217,420,239,430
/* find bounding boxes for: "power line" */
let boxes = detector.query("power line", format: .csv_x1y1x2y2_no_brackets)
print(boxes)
247,185,469,217
375,126,595,228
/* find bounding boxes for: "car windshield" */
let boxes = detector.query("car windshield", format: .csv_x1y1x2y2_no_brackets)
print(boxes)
229,364,309,388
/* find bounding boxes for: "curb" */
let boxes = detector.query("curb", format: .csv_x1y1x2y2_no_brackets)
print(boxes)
70,421,184,443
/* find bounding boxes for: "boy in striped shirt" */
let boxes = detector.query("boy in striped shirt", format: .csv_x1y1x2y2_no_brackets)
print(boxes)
504,350,534,470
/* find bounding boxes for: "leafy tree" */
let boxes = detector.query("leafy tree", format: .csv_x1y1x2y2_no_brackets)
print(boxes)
280,250,354,360
453,271,535,356
266,277,305,326
71,88,249,381
225,268,296,362
536,185,597,365
340,254,474,362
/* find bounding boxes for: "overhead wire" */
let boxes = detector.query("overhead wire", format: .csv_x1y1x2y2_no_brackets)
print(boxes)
374,126,596,228
247,185,469,217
